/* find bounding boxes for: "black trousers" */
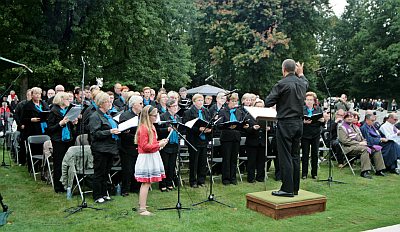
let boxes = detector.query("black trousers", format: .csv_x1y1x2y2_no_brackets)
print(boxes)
246,145,265,182
159,149,177,189
92,151,113,200
221,140,240,184
52,140,72,192
276,120,302,193
188,145,207,185
119,147,139,194
301,136,320,177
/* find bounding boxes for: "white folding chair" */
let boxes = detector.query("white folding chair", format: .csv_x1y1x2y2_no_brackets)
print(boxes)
27,135,51,181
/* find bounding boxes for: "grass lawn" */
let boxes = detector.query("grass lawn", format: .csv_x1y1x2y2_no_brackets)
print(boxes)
1,149,400,232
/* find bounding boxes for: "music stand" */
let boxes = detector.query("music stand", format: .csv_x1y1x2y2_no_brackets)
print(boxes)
244,106,277,191
316,69,345,186
158,123,192,218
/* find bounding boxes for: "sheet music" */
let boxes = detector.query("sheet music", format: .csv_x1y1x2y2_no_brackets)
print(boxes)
113,113,122,122
65,106,81,121
244,106,277,121
184,118,198,129
118,116,139,131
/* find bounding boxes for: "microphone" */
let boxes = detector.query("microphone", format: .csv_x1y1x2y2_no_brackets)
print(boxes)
224,89,240,96
314,67,326,72
157,120,177,125
205,74,214,82
81,56,85,64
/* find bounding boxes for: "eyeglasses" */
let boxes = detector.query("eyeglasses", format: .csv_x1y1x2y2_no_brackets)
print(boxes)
169,105,179,108
149,114,157,117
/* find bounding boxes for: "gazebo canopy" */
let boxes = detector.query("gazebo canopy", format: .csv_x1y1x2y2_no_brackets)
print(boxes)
186,84,226,96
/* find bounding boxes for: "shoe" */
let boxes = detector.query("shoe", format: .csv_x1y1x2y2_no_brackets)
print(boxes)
160,188,168,192
103,196,112,201
167,186,174,191
231,181,238,185
272,190,294,197
95,198,105,203
312,176,317,179
375,171,386,176
294,191,299,196
222,182,230,186
191,184,198,188
302,176,307,180
389,169,400,175
360,171,373,179
248,180,256,183
138,208,153,216
121,192,129,197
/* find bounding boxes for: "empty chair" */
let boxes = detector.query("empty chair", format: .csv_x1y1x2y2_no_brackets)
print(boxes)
26,135,51,181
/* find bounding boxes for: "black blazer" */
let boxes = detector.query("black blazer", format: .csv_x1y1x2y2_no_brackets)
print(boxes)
244,115,266,147
89,109,119,155
119,110,138,152
302,106,323,139
183,105,211,147
156,111,182,153
218,107,246,142
21,100,49,138
47,104,74,142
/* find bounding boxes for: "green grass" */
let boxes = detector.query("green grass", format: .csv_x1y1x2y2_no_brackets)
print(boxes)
1,149,400,232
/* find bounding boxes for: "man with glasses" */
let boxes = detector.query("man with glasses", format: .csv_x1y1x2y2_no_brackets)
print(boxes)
360,114,400,175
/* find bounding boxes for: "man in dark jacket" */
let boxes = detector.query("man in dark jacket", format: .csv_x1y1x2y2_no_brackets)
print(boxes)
264,59,308,197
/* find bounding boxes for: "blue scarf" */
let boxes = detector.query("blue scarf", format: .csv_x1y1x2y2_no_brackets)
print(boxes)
161,107,166,113
35,104,47,134
169,115,179,144
60,108,71,141
229,108,237,122
307,108,314,117
119,95,125,104
198,109,206,140
103,113,119,140
91,100,98,110
144,98,151,106
109,106,118,114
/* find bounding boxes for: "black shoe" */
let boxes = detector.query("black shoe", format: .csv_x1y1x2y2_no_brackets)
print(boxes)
375,170,386,176
360,171,373,179
231,181,238,185
248,179,256,183
312,175,317,179
294,191,299,196
389,169,400,175
256,178,265,182
122,192,129,197
272,190,294,197
222,181,230,186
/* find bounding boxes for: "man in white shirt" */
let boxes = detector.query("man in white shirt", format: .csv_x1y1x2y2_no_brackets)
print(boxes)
380,113,400,145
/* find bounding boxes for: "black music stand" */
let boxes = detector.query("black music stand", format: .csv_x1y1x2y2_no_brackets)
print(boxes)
158,122,193,218
316,69,345,186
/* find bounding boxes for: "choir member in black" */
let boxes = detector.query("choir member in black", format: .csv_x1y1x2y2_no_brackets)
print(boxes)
204,95,213,109
264,59,308,197
82,86,101,134
157,98,181,191
178,87,192,114
244,99,266,183
113,86,129,112
218,93,248,185
21,87,50,171
209,92,227,119
113,83,122,104
143,86,156,106
47,92,78,192
119,95,143,196
106,91,119,116
301,92,324,179
183,94,212,188
156,92,168,114
14,89,31,165
89,91,121,203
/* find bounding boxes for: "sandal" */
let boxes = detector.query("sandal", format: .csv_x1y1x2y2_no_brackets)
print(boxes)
138,208,153,216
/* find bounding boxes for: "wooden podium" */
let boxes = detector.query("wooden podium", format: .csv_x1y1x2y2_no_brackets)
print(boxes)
246,190,327,220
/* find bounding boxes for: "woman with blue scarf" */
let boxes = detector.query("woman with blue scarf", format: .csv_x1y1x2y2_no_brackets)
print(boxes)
156,98,181,192
21,87,49,173
47,92,78,193
301,92,324,179
89,91,121,203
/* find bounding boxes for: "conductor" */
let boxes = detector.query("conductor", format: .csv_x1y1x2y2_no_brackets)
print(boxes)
264,59,308,197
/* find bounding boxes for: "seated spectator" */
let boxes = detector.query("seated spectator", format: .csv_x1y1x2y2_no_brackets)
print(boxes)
325,109,345,167
361,114,400,174
380,113,400,145
338,112,386,179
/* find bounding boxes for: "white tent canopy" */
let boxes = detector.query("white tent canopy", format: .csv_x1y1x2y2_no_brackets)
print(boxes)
186,84,226,96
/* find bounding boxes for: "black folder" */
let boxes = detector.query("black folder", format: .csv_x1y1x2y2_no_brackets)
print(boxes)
303,113,323,123
38,111,50,122
218,120,247,130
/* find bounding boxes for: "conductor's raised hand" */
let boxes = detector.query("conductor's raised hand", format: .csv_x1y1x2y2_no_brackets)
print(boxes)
295,62,304,76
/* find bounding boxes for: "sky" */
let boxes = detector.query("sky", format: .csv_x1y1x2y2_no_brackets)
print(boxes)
330,0,348,16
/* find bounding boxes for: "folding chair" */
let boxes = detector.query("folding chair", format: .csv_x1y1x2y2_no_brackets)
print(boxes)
207,137,222,184
26,135,51,181
236,137,247,182
338,142,358,175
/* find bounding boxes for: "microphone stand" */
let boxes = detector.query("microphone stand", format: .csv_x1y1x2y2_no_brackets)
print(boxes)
158,122,193,219
317,70,345,186
192,110,232,208
65,56,102,217
1,108,10,168
205,75,225,90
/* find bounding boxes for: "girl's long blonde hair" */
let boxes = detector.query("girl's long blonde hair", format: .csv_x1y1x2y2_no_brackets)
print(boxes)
135,105,158,145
